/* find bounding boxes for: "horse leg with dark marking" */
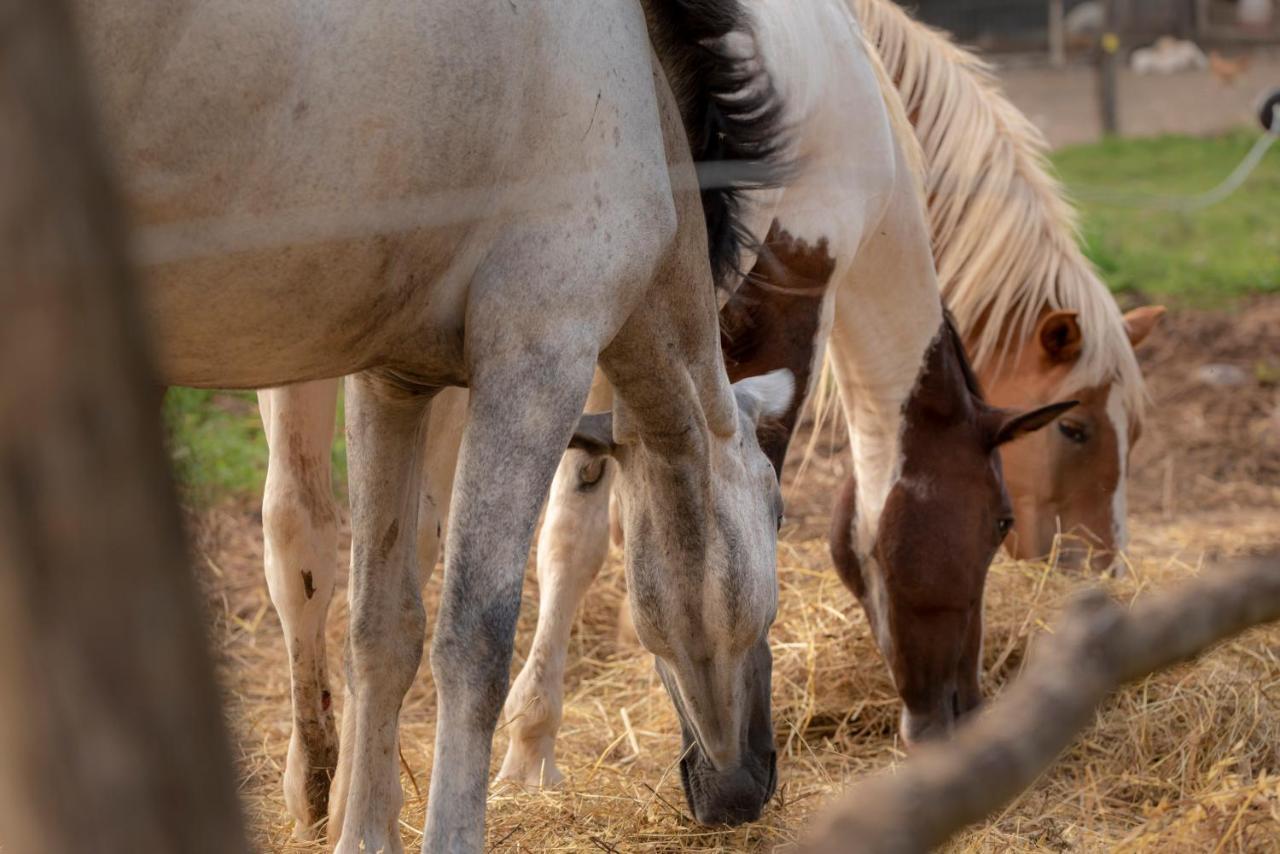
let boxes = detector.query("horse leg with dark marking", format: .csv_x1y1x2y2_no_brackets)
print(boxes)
330,372,432,854
425,351,596,853
258,379,341,839
415,387,467,584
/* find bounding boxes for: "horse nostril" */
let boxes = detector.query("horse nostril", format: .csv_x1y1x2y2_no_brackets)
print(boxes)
954,687,982,722
950,689,961,721
765,750,778,802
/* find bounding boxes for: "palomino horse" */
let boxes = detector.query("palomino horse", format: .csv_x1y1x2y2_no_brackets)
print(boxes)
254,0,1074,818
858,0,1164,571
79,0,795,849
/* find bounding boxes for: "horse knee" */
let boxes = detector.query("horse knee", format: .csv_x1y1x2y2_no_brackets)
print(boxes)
348,591,426,693
262,487,337,611
431,586,521,724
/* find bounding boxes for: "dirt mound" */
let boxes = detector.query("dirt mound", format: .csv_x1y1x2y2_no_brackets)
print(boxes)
1129,296,1280,514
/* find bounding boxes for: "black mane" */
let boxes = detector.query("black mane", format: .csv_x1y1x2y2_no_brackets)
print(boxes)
644,0,795,290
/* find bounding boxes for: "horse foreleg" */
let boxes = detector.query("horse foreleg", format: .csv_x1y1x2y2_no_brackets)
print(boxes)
330,372,431,854
499,373,612,788
258,380,341,839
424,350,596,853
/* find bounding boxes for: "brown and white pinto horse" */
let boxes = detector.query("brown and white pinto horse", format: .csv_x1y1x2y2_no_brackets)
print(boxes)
472,0,1074,774
510,0,1168,759
858,0,1164,571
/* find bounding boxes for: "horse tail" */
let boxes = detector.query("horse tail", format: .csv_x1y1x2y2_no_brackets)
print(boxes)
643,0,794,290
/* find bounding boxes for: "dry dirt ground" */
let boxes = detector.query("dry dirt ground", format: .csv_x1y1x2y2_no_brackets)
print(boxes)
197,298,1280,852
995,50,1280,148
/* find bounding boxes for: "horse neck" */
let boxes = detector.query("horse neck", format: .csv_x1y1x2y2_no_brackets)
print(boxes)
827,278,943,545
824,147,945,546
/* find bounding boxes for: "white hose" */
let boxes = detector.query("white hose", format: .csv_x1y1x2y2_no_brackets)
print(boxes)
1067,126,1278,213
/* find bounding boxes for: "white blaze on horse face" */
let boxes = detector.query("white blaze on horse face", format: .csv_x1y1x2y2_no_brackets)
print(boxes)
1106,385,1130,553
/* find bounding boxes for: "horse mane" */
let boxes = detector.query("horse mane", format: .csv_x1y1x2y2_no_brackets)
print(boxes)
643,0,795,290
852,0,1147,417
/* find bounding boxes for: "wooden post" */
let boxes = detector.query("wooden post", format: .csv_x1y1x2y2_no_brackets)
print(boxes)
0,1,250,852
1049,0,1066,68
1194,0,1212,39
1098,0,1121,136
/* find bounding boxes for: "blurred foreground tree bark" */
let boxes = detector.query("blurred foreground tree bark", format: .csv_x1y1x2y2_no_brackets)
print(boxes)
0,1,249,852
799,552,1280,854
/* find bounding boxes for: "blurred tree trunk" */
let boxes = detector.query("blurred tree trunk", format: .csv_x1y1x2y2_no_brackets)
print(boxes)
0,1,250,852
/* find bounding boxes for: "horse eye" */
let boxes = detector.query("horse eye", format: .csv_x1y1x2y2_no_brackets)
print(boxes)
1058,419,1089,444
997,517,1014,539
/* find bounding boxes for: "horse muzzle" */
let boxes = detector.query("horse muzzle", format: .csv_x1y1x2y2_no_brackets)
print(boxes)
679,739,777,826
900,681,982,749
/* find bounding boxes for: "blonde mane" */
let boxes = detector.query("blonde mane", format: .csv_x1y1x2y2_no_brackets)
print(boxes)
851,0,1147,416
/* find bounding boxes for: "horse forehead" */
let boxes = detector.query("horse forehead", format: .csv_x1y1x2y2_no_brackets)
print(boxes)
1104,383,1131,451
1065,381,1130,435
980,334,1073,404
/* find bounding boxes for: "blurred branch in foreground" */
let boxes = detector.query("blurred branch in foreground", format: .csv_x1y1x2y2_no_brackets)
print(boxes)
799,551,1280,854
0,1,248,852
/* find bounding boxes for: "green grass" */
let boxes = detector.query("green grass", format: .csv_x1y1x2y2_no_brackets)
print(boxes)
164,387,347,505
1052,129,1280,306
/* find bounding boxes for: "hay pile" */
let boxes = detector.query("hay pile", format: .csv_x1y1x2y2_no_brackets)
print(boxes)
197,483,1280,852
195,301,1280,851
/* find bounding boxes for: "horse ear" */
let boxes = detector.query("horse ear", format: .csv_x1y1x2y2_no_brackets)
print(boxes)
568,412,617,458
985,400,1079,448
1037,310,1083,363
732,369,795,426
1123,305,1166,348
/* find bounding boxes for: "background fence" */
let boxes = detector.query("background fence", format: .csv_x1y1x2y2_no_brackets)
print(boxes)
900,0,1280,54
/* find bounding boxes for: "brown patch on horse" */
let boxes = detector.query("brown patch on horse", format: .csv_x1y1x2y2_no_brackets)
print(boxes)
883,318,1001,604
720,221,834,475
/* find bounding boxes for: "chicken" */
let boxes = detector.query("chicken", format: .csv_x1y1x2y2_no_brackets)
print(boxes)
1209,51,1251,86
